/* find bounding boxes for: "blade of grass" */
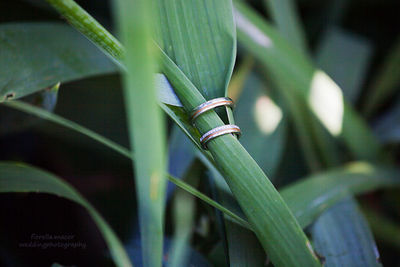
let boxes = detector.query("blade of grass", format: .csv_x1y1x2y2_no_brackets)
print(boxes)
311,196,381,267
208,159,266,266
312,26,381,266
0,162,132,267
113,0,166,267
234,72,287,177
227,56,254,101
45,0,124,65
260,0,343,171
258,0,340,171
168,182,196,267
154,0,236,100
263,0,308,53
28,3,322,265
373,98,400,143
3,100,131,158
281,162,400,228
154,3,320,264
363,208,400,250
0,23,117,101
166,125,195,199
315,27,373,103
167,163,201,267
2,100,250,230
5,101,400,235
233,1,381,162
363,37,400,117
224,220,266,266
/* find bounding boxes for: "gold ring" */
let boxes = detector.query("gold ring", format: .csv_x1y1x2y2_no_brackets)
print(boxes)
190,97,234,122
200,124,241,149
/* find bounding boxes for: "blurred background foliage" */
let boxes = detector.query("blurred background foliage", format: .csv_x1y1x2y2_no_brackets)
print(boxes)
0,0,400,266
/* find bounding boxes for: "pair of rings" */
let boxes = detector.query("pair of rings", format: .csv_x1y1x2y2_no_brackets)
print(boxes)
190,97,241,149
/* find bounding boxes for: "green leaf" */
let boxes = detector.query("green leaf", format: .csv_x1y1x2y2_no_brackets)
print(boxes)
3,100,131,159
155,2,320,264
156,74,183,106
234,73,286,177
166,125,195,198
363,37,400,116
224,221,266,267
208,161,265,267
263,0,308,53
6,100,400,239
0,162,132,267
45,0,125,64
316,27,373,103
4,101,247,229
373,98,400,143
0,23,117,101
363,207,400,250
168,166,198,267
311,197,381,267
114,1,167,267
233,1,381,162
280,162,400,228
0,86,58,135
155,0,236,100
33,2,322,266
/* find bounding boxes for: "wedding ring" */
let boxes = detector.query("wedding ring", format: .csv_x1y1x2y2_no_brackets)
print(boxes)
200,124,241,149
190,97,234,122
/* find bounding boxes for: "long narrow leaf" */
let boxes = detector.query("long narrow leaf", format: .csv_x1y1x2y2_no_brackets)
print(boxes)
311,197,381,267
263,0,307,53
234,1,381,162
114,1,166,266
316,27,373,103
5,101,400,235
155,0,236,100
0,162,132,267
312,26,381,266
281,162,400,228
0,23,117,101
2,100,249,229
45,0,124,64
363,37,400,116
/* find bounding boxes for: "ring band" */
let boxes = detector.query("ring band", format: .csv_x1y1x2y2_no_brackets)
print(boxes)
190,97,234,122
200,124,241,149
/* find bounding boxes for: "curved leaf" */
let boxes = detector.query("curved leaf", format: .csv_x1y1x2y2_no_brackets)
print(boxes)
233,1,381,162
0,23,117,101
155,0,236,99
281,162,400,228
5,100,400,237
263,0,307,53
0,162,132,267
311,197,381,267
